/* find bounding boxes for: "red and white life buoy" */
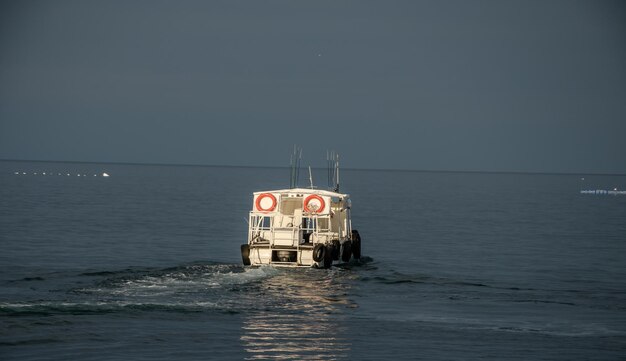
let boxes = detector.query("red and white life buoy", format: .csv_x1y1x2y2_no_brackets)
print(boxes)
255,193,277,212
303,194,325,213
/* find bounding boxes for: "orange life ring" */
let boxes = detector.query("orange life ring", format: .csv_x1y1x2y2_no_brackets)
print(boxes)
303,194,325,213
255,193,277,212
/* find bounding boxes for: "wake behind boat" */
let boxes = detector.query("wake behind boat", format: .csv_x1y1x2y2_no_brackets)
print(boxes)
240,150,362,268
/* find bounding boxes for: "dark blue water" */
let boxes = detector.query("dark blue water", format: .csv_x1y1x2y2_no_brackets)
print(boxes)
1,161,625,360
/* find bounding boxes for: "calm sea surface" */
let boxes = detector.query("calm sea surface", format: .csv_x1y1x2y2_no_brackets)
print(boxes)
1,160,625,360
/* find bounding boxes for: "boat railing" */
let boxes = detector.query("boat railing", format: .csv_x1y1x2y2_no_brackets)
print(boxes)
249,212,346,241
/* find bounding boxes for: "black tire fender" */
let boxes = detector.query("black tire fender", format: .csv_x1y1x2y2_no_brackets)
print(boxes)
323,246,333,268
341,240,352,262
331,239,341,260
241,244,251,266
351,230,361,260
312,244,326,262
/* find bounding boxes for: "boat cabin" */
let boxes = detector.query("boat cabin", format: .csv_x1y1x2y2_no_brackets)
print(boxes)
243,187,358,267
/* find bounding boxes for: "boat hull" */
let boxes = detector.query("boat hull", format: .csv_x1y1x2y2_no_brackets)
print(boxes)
248,244,321,268
245,240,355,268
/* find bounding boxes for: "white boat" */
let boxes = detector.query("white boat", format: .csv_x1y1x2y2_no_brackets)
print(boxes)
241,151,361,268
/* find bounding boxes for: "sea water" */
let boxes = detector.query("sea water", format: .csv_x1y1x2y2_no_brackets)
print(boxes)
1,161,625,360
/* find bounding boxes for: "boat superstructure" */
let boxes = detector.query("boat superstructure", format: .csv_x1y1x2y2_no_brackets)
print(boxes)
241,151,361,268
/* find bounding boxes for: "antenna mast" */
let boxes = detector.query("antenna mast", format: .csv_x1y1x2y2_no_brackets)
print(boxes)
326,150,340,192
327,150,331,189
335,153,340,192
289,145,302,188
308,166,314,189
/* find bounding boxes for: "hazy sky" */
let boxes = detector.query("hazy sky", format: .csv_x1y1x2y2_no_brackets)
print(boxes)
1,0,625,173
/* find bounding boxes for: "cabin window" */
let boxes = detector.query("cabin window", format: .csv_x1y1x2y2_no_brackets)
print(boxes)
317,218,329,231
281,198,301,216
302,217,316,232
251,215,272,230
260,216,271,229
301,217,330,232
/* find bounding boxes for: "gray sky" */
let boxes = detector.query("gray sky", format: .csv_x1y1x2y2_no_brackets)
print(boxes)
1,0,625,173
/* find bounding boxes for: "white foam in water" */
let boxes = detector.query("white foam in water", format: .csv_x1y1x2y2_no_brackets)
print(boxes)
0,300,221,313
213,265,281,285
80,264,281,300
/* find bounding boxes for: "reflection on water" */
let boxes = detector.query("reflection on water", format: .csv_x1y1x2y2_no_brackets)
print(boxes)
241,269,355,360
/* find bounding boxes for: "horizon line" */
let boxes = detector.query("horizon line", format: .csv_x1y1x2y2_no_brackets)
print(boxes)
1,158,624,177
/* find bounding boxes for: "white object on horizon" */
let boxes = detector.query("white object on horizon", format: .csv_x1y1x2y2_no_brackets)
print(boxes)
102,172,110,177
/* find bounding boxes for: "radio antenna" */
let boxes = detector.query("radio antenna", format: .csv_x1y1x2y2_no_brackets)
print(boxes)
327,150,331,189
335,153,340,192
289,145,302,188
325,150,340,192
308,166,314,189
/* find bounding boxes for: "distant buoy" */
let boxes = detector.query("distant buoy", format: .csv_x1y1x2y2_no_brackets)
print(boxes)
13,170,112,178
